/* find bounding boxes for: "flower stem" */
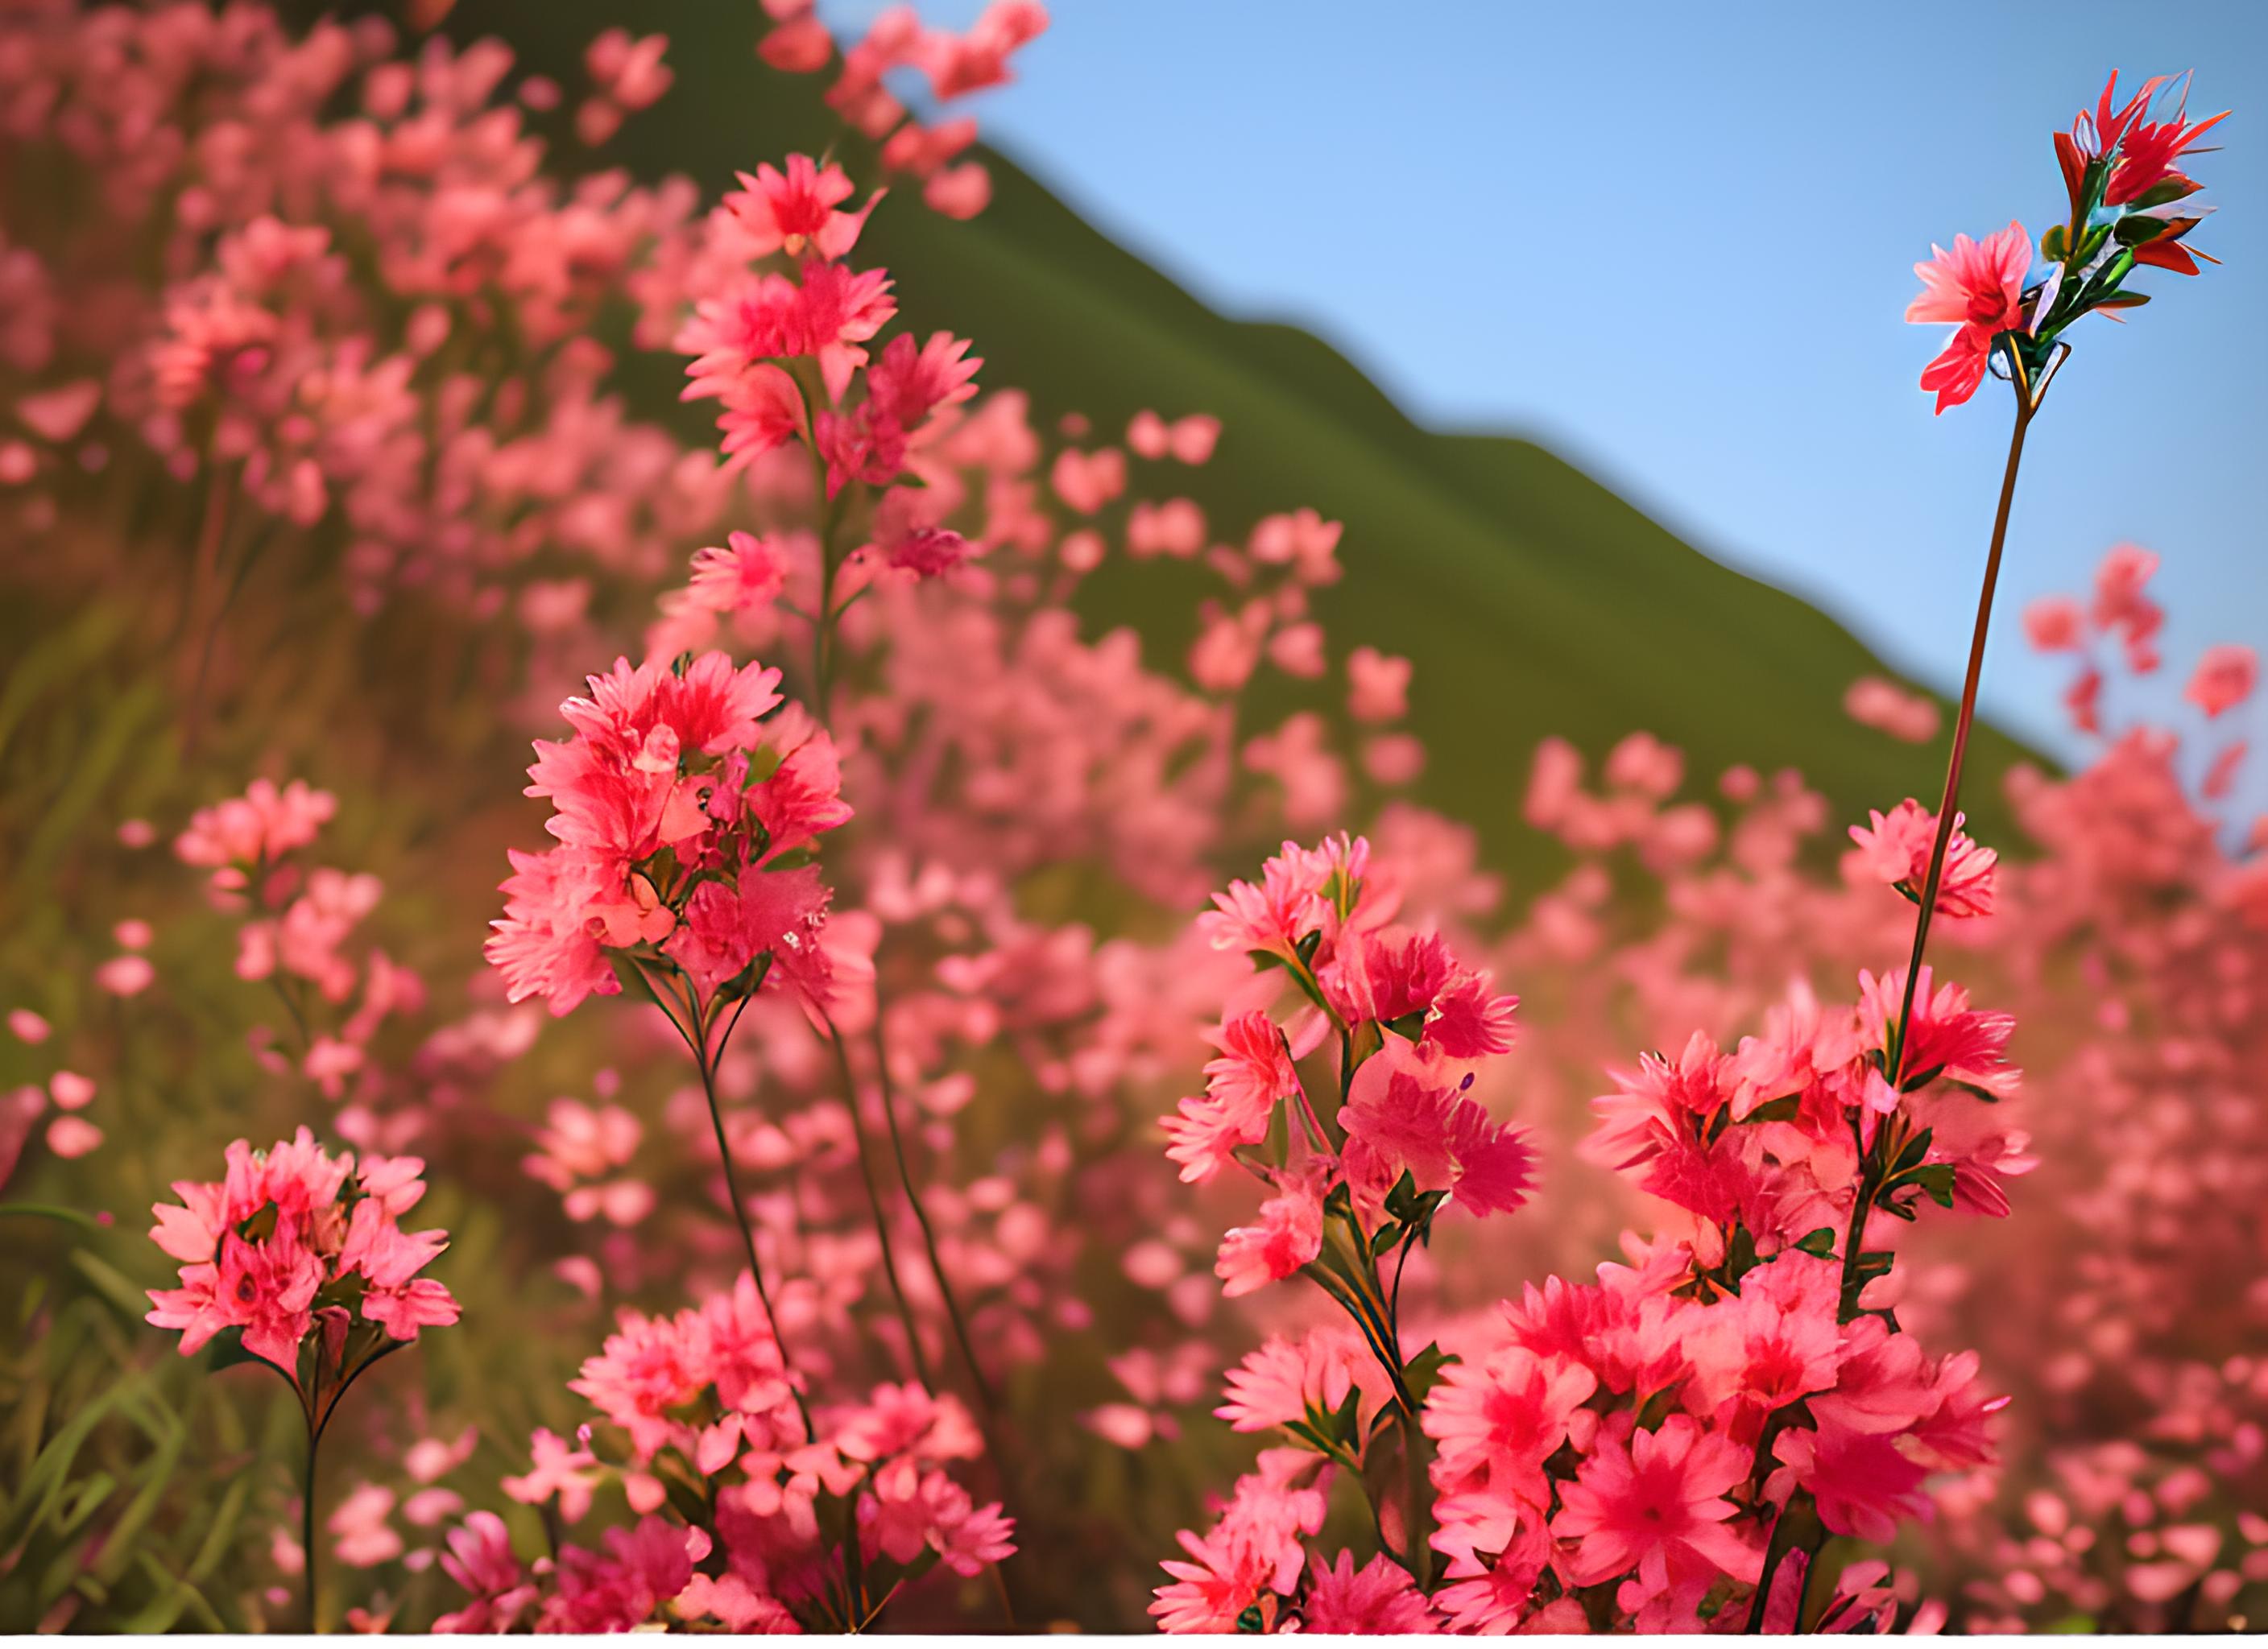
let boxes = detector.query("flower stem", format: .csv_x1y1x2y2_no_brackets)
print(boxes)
301,1418,320,1635
1885,384,2038,1087
1756,369,2043,1635
826,1023,939,1393
867,1013,997,1417
693,1047,817,1443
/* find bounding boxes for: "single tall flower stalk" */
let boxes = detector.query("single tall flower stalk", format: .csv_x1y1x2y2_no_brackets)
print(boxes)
1752,66,2225,1630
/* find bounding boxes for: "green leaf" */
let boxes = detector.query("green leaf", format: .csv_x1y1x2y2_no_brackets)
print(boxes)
1911,1162,1958,1209
714,950,773,1005
2113,213,2171,246
1793,1227,1838,1258
2040,223,2069,262
1402,1342,1456,1407
1743,1094,1801,1125
2130,178,2200,209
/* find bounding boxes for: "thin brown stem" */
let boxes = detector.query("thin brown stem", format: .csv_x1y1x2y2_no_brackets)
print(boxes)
301,1417,320,1635
1756,370,2043,1633
825,1023,938,1392
641,959,816,1442
867,1013,997,1416
1886,384,2035,1085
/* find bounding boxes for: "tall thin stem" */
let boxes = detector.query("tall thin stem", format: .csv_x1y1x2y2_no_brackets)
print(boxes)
826,1025,938,1392
301,1419,320,1635
1753,374,2042,1634
646,959,817,1443
1885,387,2038,1087
867,1015,998,1417
694,1048,817,1442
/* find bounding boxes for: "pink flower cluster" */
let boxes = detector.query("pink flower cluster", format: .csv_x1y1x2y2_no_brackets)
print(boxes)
458,1284,1012,1630
676,150,981,547
175,779,425,1110
1171,836,1528,1300
755,2,1049,221
487,651,852,1023
146,1130,457,1375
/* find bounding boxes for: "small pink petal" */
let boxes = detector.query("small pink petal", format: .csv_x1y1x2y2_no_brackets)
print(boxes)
47,1116,103,1158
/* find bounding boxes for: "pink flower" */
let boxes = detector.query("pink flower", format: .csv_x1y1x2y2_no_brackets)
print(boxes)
1906,222,2031,413
1216,1328,1385,1436
724,155,877,261
1847,800,1998,918
2023,594,2085,651
1682,1251,1844,1420
1552,1415,1760,1593
1340,1045,1535,1219
146,1135,453,1374
687,532,791,613
1152,1453,1328,1633
330,1482,403,1568
486,849,619,1017
2185,643,2257,717
1770,1422,1932,1545
661,862,830,1004
1202,1011,1300,1124
433,1512,536,1634
1197,840,1335,960
503,1428,601,1524
1215,1172,1324,1296
1301,1550,1437,1632
176,779,336,885
1423,1344,1597,1501
94,954,155,997
1859,965,2018,1096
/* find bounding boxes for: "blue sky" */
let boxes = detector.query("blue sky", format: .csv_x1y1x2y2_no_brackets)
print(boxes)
826,0,2266,818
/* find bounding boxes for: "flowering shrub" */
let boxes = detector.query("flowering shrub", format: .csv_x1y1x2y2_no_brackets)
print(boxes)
0,2,2257,1636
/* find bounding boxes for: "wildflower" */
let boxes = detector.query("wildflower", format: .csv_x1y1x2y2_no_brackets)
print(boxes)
145,1132,456,1374
1215,1171,1324,1296
2185,643,2257,717
1906,222,2032,412
723,155,876,261
1848,799,1999,918
432,1513,536,1634
687,531,791,613
1151,1453,1328,1633
1423,1343,1598,1497
1553,1415,1760,1596
1300,1550,1436,1632
1339,1046,1534,1219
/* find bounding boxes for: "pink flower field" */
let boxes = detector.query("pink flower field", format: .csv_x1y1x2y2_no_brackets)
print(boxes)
0,2,2262,1635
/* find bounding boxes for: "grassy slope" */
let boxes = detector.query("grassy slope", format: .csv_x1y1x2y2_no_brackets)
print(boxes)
404,0,2032,873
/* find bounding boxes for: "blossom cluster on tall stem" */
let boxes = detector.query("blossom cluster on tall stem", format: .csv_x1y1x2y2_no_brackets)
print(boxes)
145,1134,457,1630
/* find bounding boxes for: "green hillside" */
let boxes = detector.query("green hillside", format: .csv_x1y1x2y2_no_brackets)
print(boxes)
356,0,2034,874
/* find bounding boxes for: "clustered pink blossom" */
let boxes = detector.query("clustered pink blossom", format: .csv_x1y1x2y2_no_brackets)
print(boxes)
486,651,850,1023
755,2,1049,222
145,1130,457,1374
